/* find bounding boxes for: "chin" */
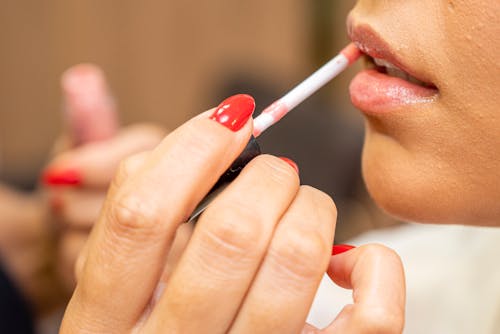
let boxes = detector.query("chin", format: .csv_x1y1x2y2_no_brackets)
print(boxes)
361,130,500,226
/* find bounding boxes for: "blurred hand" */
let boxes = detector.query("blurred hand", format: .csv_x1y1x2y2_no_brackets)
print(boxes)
60,95,405,333
42,64,166,290
0,184,66,315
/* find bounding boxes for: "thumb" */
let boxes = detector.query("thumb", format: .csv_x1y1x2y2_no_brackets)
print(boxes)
61,64,119,145
319,244,405,333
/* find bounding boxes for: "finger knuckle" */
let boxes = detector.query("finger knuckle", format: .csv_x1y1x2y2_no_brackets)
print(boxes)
270,227,330,280
105,192,162,239
200,204,265,258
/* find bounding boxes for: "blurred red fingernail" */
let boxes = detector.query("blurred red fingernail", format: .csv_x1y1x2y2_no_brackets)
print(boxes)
42,168,82,186
210,94,255,132
332,244,356,256
279,157,299,174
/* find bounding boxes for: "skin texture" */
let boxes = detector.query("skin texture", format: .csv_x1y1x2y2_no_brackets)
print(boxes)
348,0,500,225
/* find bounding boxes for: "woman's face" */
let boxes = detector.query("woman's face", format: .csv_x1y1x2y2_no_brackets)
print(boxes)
347,0,500,225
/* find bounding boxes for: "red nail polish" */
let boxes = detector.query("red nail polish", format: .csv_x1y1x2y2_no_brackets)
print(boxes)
210,94,255,131
279,157,299,174
332,244,356,256
42,168,82,186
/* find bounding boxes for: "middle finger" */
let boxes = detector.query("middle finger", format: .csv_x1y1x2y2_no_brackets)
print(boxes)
230,186,336,334
147,155,300,333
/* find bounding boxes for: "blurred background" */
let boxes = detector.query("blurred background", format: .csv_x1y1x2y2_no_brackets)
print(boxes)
0,0,394,241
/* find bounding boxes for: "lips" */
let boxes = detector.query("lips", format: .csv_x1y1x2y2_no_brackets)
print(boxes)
348,22,439,115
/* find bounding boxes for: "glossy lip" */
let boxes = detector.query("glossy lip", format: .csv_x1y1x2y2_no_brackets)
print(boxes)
347,19,435,87
347,18,439,115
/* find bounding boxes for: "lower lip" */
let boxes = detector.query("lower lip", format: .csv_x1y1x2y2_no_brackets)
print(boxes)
349,69,438,115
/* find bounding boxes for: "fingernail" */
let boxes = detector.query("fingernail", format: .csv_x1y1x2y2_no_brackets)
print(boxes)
42,168,82,186
279,157,299,174
332,244,356,256
210,94,255,132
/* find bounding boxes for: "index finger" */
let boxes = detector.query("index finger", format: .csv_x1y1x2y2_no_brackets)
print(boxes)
324,244,406,333
63,95,256,333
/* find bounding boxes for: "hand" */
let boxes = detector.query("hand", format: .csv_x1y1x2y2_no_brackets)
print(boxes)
60,94,405,333
42,64,166,290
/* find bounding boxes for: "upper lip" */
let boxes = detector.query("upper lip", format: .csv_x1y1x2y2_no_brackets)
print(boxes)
347,18,436,87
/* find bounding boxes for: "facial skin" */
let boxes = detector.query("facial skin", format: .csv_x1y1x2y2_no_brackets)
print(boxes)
347,0,500,226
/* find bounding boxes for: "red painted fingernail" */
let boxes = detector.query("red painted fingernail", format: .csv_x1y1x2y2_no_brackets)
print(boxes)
42,168,82,186
279,157,299,174
332,244,356,256
210,94,255,132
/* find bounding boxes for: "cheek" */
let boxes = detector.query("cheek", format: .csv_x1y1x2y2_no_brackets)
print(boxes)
440,1,500,120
